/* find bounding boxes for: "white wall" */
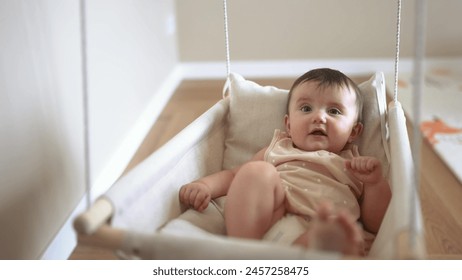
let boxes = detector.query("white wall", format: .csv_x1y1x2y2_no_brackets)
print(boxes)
0,0,178,259
176,0,462,62
0,0,85,260
85,0,179,199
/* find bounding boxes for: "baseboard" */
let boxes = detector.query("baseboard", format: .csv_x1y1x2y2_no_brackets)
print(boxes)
179,57,462,80
40,193,87,260
40,66,183,260
179,58,413,79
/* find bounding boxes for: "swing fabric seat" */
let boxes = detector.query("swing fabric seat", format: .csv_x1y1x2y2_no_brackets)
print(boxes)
74,72,425,259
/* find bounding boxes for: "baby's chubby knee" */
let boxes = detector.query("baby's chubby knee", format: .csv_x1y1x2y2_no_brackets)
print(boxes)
235,161,279,183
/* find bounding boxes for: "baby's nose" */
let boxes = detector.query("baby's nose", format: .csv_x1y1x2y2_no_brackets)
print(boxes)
312,110,327,123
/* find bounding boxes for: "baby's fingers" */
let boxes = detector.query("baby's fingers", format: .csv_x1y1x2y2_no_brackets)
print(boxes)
195,193,211,212
179,184,199,207
351,158,367,171
185,188,198,208
179,182,211,211
179,185,190,205
349,158,376,172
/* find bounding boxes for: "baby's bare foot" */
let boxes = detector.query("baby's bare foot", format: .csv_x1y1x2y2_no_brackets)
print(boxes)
297,202,364,255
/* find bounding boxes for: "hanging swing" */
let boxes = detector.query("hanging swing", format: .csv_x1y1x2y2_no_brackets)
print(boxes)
74,0,426,259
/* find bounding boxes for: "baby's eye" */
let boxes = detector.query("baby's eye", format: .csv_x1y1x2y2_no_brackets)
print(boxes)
328,108,342,115
300,105,312,112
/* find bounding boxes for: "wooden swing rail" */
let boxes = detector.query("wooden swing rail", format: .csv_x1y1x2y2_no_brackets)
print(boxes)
73,199,124,251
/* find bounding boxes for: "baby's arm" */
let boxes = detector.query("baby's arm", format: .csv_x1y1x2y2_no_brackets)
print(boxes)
345,156,391,233
179,147,268,212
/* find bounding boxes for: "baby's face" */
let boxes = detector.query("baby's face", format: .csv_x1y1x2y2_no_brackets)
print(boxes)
284,81,362,154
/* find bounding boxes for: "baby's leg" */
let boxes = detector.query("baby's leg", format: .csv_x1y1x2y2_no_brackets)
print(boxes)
225,161,285,239
293,202,364,256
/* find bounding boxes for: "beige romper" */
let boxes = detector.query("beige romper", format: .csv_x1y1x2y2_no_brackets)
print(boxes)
262,129,364,244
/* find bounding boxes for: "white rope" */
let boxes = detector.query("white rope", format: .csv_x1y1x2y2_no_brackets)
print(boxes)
79,0,92,209
223,0,231,77
393,0,402,103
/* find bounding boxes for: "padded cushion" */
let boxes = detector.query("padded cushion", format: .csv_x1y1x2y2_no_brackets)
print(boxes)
222,72,390,177
222,74,288,169
355,73,390,177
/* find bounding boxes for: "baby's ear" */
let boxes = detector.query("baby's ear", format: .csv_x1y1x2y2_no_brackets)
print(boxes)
348,122,363,143
284,114,291,136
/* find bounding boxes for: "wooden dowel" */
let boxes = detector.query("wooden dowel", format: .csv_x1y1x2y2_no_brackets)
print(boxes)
77,224,125,251
74,198,114,234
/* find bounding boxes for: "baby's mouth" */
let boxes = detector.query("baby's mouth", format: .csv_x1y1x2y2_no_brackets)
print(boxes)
310,129,327,136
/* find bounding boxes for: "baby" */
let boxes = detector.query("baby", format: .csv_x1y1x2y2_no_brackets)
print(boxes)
179,68,391,255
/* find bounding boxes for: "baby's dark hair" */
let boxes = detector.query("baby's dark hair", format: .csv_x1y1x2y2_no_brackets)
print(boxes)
286,68,363,122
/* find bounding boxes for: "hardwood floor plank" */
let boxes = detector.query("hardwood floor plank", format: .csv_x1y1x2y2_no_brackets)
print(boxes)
420,139,462,256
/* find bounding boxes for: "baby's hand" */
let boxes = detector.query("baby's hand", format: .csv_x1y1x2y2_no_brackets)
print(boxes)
345,156,383,184
179,181,211,212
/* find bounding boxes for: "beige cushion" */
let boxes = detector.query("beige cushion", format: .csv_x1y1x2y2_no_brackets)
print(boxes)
355,73,390,177
222,73,288,169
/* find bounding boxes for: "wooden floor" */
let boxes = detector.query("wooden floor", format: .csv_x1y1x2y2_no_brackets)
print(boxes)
69,77,462,260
